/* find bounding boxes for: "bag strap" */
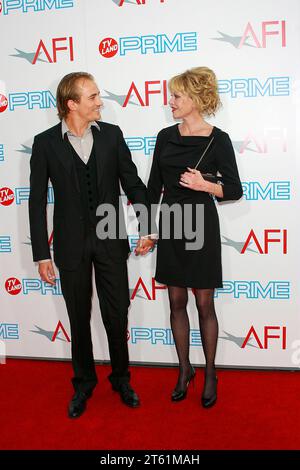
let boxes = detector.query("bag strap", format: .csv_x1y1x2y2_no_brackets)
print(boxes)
194,137,214,170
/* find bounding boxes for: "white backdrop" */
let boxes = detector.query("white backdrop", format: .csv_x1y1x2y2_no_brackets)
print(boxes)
1,0,300,369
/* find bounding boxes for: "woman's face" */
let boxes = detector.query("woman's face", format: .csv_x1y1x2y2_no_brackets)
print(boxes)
169,90,197,119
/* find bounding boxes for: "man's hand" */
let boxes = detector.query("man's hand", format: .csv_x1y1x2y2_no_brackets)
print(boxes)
135,238,155,256
38,260,56,285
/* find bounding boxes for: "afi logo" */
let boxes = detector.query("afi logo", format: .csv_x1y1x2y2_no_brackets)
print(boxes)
102,81,167,107
31,322,70,342
240,20,286,48
242,326,286,349
0,187,15,206
233,128,287,154
52,321,70,342
116,0,165,5
0,94,8,113
214,20,286,48
124,80,167,107
241,229,287,254
131,277,167,300
32,37,74,64
5,277,22,295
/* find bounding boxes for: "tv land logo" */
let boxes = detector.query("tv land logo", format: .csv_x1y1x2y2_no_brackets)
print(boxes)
0,94,8,113
213,20,286,49
99,32,197,58
223,229,288,254
0,187,15,206
5,277,22,295
0,0,74,15
31,321,70,342
11,37,74,64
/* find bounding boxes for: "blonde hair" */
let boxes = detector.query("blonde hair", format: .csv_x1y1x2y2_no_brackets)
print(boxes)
56,72,94,120
169,66,221,116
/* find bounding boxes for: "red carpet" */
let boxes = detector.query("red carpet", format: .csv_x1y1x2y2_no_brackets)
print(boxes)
1,359,300,450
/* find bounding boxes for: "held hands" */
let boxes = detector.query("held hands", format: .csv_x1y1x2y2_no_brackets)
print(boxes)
38,260,56,286
179,167,208,192
135,238,155,256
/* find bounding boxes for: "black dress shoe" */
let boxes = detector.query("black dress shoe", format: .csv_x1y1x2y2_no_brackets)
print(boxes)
201,376,218,409
171,366,196,402
68,391,92,419
113,383,140,408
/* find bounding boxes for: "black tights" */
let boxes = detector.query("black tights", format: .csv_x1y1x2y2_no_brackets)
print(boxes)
168,286,218,398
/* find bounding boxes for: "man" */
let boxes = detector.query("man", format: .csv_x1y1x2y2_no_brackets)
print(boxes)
29,72,153,418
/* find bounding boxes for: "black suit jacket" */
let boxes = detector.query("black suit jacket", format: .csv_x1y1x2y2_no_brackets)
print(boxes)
29,121,148,270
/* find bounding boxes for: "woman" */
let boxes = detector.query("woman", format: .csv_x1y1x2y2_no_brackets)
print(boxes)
146,66,243,407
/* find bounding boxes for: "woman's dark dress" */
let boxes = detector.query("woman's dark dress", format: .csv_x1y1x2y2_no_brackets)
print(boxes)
147,124,242,289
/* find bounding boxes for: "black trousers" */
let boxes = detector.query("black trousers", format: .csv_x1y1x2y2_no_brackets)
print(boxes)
59,229,130,394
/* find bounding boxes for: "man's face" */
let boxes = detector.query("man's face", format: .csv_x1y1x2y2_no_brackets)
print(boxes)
70,79,103,122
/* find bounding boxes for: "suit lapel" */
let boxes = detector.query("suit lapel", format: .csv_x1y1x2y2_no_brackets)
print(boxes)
92,124,106,191
49,123,80,192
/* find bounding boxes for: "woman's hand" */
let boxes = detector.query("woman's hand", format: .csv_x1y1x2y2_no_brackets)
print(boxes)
179,167,208,192
135,238,155,256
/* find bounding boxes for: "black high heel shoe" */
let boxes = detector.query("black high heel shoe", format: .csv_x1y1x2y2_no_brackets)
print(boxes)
201,376,218,408
171,366,196,402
